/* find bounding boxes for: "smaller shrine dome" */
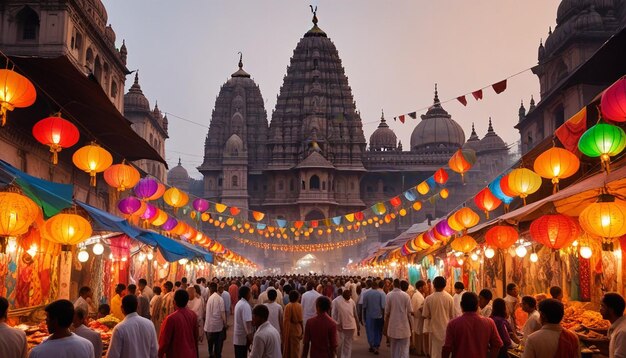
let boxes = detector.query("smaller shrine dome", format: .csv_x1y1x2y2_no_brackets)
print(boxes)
224,134,244,156
369,111,397,151
478,118,507,153
124,72,150,112
462,123,481,152
168,158,189,181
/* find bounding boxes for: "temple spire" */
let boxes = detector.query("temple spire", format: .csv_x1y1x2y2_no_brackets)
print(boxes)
433,83,440,105
310,5,318,25
177,157,182,166
488,117,494,133
238,51,243,69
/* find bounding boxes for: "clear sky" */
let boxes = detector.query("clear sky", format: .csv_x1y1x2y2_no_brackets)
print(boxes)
103,0,561,179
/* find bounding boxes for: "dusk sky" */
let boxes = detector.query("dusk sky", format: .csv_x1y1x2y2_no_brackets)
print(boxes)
103,0,561,178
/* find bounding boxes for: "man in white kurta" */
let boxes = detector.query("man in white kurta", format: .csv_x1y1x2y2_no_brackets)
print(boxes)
422,276,455,358
332,289,360,358
411,280,426,356
385,279,413,358
452,282,466,318
301,282,322,326
600,292,626,358
106,295,158,358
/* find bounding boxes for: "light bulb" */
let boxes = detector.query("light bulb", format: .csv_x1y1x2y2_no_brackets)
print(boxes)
153,260,158,268
26,244,37,258
78,249,89,262
458,258,464,265
138,252,146,262
6,237,17,253
454,252,462,257
92,243,104,255
179,258,188,265
484,247,495,259
530,252,538,263
572,240,579,247
471,253,478,261
580,246,592,259
147,252,154,260
515,245,528,258
121,256,127,262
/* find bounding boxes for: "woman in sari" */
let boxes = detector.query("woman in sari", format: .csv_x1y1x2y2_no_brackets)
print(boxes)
283,290,304,358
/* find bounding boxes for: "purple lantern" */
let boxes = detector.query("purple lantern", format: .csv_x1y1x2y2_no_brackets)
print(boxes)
141,203,158,220
435,220,455,237
134,177,158,200
118,197,141,215
193,198,209,212
161,216,178,231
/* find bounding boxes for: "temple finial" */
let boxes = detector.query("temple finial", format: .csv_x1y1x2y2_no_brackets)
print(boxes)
310,5,318,25
434,83,440,104
177,157,182,166
238,52,243,69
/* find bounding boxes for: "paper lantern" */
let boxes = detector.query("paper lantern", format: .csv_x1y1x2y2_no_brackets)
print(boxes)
229,207,241,216
600,76,626,122
117,196,141,215
578,123,626,172
0,69,37,126
141,203,158,220
454,207,480,230
134,177,158,200
32,115,80,164
44,213,92,247
161,217,178,231
485,225,519,250
412,234,432,249
390,196,402,208
147,183,165,201
489,174,514,209
422,231,437,245
474,188,502,219
533,147,580,193
72,143,113,186
252,211,265,221
436,220,455,237
215,203,227,213
431,227,449,242
530,214,579,250
163,187,189,209
451,235,477,255
579,194,626,239
507,168,542,205
104,162,140,192
417,181,430,195
440,188,449,199
500,174,517,198
412,202,422,211
0,192,39,237
434,168,449,184
448,149,476,182
151,209,168,226
193,198,209,212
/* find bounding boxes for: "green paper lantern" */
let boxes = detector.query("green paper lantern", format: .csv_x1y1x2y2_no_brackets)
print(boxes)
578,123,626,171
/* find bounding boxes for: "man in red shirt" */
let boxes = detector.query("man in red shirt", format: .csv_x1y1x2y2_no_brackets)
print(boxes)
302,296,338,358
442,292,503,358
229,281,239,314
158,289,199,358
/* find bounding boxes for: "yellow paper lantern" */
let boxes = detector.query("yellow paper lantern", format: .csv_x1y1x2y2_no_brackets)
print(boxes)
412,202,422,211
579,194,626,238
447,214,464,232
440,188,449,199
0,192,39,237
450,235,477,255
0,69,37,126
44,213,92,248
163,187,189,209
507,168,542,205
72,143,113,186
417,182,430,195
151,209,168,226
103,162,140,191
533,147,580,193
454,207,480,230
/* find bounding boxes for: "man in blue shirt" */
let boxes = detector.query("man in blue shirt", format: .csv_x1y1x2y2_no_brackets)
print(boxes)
362,279,386,354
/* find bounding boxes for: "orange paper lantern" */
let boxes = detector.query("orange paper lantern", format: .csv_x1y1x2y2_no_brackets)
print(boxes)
485,225,519,250
0,69,37,126
448,149,476,182
507,168,542,205
44,213,92,248
72,143,113,186
163,187,189,209
450,235,477,255
104,162,141,192
533,147,580,193
454,207,480,230
474,188,502,219
0,192,40,237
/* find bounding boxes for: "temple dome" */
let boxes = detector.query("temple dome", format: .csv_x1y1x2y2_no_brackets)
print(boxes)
463,123,481,151
410,86,465,153
369,111,397,151
168,159,189,181
124,73,150,112
478,118,507,153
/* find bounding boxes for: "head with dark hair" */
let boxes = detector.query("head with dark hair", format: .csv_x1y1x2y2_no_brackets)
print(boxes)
460,292,479,312
393,278,400,288
289,290,300,303
138,278,147,289
506,283,518,297
121,295,138,315
400,280,409,292
78,286,92,298
433,276,446,291
491,298,507,318
415,280,426,291
127,284,137,295
306,281,314,291
252,304,270,327
454,281,465,293
153,287,162,295
377,280,384,289
73,307,88,327
45,299,75,333
196,278,203,285
0,297,8,320
283,284,292,294
218,284,225,293
174,289,189,308
549,286,563,301
98,304,110,318
181,277,188,284
366,279,372,288
478,289,493,309
239,285,251,301
316,296,331,314
193,284,201,296
268,289,277,302
163,281,174,292
209,282,218,293
521,296,537,313
601,292,626,323
115,283,126,295
175,281,181,288
538,299,564,324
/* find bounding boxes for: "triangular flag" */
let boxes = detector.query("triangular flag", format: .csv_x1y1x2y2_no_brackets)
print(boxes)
399,115,405,123
408,112,417,119
492,79,507,94
457,96,467,106
472,90,483,100
393,117,397,122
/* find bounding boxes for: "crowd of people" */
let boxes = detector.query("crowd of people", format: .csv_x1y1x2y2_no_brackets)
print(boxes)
1,274,626,357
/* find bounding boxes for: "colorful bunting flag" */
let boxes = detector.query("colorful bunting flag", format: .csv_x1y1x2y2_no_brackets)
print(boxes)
399,115,405,123
408,112,417,119
457,96,468,106
472,89,483,100
492,79,507,94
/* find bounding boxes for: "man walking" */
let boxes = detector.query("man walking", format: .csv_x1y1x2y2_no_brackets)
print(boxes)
249,305,282,358
422,276,455,358
107,295,158,358
264,289,284,336
411,280,426,356
301,281,322,327
384,279,413,358
303,296,338,358
205,282,227,358
73,307,103,358
332,288,360,358
158,289,198,358
363,279,386,354
600,292,626,357
233,286,253,358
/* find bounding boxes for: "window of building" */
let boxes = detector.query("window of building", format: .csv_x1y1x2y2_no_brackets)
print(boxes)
367,186,374,193
232,175,239,187
16,6,39,41
110,81,118,98
75,32,83,51
218,178,223,187
289,179,295,192
310,175,320,190
278,180,284,191
93,56,102,83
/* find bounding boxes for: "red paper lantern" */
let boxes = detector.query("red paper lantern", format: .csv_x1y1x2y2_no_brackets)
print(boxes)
32,116,80,164
434,168,449,184
601,76,626,122
474,188,502,219
390,196,402,207
485,225,519,250
530,214,580,250
500,174,517,198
